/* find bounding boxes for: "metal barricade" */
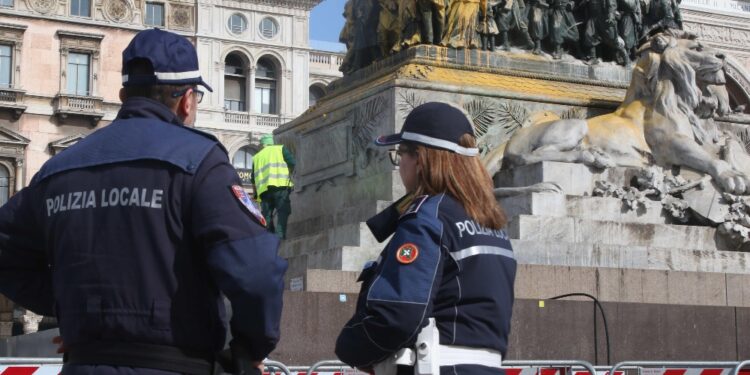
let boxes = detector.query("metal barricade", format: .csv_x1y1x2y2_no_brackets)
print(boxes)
306,360,354,375
0,357,63,375
266,359,293,375
609,361,750,375
0,358,62,364
304,359,599,375
504,360,598,375
0,357,292,375
733,361,750,375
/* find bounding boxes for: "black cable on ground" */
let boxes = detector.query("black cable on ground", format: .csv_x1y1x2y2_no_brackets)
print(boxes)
547,293,611,366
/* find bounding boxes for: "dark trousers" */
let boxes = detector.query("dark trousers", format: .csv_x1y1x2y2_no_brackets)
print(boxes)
260,187,291,239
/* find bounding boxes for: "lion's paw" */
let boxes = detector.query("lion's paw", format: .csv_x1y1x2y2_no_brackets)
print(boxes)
717,169,749,195
588,148,616,169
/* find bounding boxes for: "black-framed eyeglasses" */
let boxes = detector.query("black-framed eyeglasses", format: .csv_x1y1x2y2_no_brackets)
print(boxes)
388,148,415,166
171,87,204,103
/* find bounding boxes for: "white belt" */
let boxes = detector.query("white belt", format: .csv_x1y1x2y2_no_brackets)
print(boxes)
395,345,503,368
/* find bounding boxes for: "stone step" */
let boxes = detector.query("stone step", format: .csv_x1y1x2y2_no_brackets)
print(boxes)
498,193,671,225
507,215,732,252
286,199,393,239
289,264,750,308
281,221,384,260
284,244,382,289
494,161,641,196
511,239,750,274
565,195,670,225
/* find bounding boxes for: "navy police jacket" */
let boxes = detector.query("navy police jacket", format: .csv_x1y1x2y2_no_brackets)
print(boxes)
0,98,286,363
336,194,516,375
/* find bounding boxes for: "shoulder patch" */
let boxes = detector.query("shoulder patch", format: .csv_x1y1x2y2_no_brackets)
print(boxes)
399,195,429,219
395,243,419,264
231,185,267,227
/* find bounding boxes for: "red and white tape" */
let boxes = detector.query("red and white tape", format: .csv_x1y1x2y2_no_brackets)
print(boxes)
2,366,749,375
0,365,61,375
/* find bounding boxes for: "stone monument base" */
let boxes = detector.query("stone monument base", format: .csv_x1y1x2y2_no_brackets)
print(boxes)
273,45,750,360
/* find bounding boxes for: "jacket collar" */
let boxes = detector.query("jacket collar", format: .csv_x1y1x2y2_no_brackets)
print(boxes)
115,97,184,126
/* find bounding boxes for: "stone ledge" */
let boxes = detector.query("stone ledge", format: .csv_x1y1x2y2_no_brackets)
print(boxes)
512,239,750,274
289,265,750,308
508,215,730,252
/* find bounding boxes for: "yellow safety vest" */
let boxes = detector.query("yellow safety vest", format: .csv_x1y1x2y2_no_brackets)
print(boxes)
253,145,293,197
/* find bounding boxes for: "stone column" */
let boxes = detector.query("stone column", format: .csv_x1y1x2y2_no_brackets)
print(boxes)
14,158,23,192
248,67,256,114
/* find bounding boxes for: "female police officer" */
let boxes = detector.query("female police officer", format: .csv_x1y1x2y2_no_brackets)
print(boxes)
335,102,517,375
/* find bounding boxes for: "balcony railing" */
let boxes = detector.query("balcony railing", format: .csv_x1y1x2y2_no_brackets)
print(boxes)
310,53,331,64
224,111,291,128
0,88,27,119
53,93,104,126
310,51,344,74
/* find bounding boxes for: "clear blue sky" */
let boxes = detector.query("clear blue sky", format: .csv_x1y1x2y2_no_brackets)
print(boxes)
310,0,347,45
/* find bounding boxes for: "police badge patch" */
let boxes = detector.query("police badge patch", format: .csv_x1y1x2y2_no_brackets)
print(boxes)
231,185,267,227
395,243,419,264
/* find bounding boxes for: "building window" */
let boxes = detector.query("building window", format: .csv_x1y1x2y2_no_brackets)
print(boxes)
145,2,165,27
224,53,246,111
67,52,90,96
309,85,325,107
259,17,278,39
233,146,254,185
228,14,247,34
70,0,90,17
0,45,11,89
0,165,8,206
0,0,13,8
254,57,277,114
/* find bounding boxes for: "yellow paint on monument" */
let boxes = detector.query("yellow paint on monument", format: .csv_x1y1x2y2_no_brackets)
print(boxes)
406,65,626,103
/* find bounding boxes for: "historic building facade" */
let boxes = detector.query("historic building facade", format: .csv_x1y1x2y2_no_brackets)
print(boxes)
193,0,342,185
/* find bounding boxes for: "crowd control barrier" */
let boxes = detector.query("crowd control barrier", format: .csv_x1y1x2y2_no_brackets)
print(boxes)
609,361,750,375
0,357,292,375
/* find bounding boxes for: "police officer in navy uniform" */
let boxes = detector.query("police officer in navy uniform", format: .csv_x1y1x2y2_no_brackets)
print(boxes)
0,28,286,374
335,102,516,375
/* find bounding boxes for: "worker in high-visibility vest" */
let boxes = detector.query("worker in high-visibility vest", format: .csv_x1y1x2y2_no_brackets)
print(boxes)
252,134,295,239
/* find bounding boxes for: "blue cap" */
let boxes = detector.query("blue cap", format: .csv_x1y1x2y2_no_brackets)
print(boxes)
375,102,478,156
122,28,213,92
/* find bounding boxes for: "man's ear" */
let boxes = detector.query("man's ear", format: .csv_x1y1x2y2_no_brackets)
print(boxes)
176,89,194,120
119,88,127,103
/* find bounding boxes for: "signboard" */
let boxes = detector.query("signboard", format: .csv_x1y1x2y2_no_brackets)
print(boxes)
236,168,253,185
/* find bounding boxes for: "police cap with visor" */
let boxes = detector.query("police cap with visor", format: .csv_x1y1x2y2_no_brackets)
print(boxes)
122,28,213,92
375,102,478,156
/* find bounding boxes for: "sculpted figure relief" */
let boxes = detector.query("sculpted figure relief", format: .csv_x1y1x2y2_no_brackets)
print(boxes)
581,0,630,64
397,0,423,51
618,0,642,61
644,0,682,33
339,0,355,74
493,0,534,50
549,0,579,59
378,0,401,55
477,0,500,50
340,0,382,74
418,0,448,44
491,30,749,195
527,0,549,54
338,0,687,72
441,0,483,49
